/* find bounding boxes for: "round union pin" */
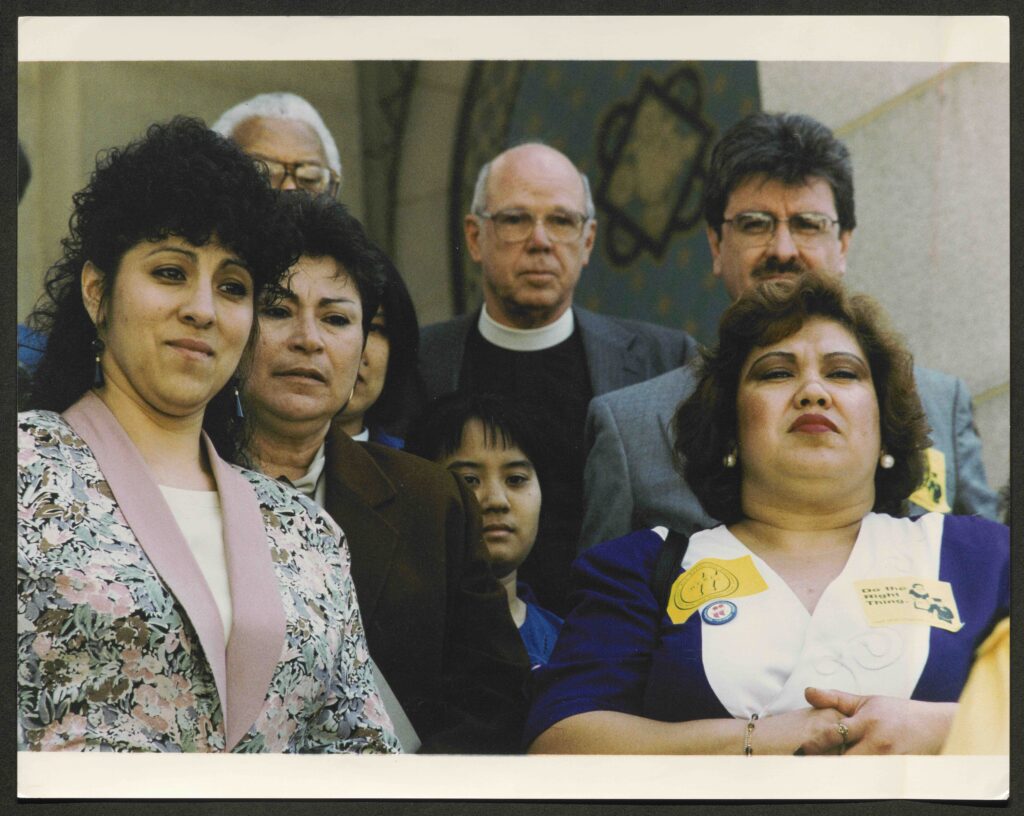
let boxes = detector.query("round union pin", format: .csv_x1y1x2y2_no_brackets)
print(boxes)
701,600,737,625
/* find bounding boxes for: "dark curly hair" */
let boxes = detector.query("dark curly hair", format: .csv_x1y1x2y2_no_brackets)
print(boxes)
267,191,384,337
265,192,420,434
25,116,299,460
674,271,930,523
704,112,856,238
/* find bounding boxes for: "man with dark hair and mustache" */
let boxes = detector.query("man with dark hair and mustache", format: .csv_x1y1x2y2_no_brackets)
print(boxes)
580,112,999,549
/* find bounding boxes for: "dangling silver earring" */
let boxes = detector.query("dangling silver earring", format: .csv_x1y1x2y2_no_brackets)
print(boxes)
91,338,105,387
723,448,737,469
879,452,895,470
234,385,244,419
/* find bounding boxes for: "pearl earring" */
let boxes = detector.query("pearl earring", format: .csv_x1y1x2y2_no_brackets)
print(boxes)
723,450,737,468
879,452,895,469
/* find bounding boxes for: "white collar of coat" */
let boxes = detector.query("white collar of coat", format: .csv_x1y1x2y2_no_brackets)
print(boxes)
478,304,575,351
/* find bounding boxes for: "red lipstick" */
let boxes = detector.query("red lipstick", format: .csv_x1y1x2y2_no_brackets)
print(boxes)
789,413,838,433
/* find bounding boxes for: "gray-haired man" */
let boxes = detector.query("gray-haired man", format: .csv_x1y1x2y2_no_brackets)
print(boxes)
420,143,698,613
213,92,341,197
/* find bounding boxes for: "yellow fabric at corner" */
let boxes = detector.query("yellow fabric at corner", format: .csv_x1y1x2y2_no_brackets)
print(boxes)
941,617,1009,754
666,555,768,625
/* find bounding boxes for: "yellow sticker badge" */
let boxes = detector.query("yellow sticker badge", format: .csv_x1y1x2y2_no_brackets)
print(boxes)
666,556,767,625
909,447,951,513
855,577,963,632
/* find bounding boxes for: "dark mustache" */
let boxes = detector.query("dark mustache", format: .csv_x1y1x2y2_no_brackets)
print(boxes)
753,257,808,276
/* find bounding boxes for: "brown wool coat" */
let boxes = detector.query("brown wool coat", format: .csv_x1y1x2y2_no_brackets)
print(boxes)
323,423,530,753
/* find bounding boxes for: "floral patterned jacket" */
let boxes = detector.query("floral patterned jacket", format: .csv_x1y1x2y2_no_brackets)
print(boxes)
18,393,399,753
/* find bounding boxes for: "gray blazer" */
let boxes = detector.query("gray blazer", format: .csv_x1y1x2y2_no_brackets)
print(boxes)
580,362,1000,550
418,305,698,401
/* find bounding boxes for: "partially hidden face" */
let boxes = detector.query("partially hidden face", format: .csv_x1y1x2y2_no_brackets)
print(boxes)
708,175,851,301
735,317,881,507
83,236,254,419
440,419,542,579
244,255,364,431
465,144,595,327
339,307,389,432
231,115,334,194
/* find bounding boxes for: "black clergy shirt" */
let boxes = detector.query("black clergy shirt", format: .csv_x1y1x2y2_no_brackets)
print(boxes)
459,323,593,616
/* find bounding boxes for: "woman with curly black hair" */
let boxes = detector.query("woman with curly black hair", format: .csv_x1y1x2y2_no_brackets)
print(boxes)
17,117,398,753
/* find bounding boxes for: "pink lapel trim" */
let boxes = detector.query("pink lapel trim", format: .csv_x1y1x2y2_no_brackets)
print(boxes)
62,393,230,724
207,442,287,750
63,392,287,751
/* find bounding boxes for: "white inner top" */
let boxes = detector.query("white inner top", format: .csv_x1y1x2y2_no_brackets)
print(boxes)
478,304,575,351
159,485,232,642
681,512,945,718
290,442,327,506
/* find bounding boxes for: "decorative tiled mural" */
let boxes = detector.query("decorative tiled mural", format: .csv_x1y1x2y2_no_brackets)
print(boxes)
450,61,760,344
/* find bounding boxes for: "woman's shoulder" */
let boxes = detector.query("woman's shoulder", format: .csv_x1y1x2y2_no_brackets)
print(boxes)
354,439,471,509
581,527,678,577
18,409,88,459
936,512,1009,554
869,511,1009,563
19,409,70,433
360,438,450,482
938,512,1009,534
873,510,1008,542
231,464,340,537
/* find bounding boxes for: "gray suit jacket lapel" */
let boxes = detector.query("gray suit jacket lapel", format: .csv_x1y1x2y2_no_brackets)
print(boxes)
575,307,645,395
420,312,474,398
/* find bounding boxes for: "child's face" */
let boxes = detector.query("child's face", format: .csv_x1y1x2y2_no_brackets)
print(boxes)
441,419,542,579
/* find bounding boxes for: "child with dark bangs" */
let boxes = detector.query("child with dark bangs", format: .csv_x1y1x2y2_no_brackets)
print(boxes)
407,392,563,669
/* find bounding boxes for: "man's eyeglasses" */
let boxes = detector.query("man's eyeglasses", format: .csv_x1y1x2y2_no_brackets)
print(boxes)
475,208,590,244
723,211,840,246
252,155,340,196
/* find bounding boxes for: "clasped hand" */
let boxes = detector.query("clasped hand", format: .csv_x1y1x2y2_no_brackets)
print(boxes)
797,687,956,755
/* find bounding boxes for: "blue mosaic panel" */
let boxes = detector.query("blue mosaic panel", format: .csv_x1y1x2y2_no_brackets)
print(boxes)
497,61,760,344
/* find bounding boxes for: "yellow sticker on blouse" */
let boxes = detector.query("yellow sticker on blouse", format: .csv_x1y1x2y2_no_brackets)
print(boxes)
908,447,951,513
666,556,768,625
855,577,963,632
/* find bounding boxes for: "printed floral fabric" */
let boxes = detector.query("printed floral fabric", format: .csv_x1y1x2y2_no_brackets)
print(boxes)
17,409,399,753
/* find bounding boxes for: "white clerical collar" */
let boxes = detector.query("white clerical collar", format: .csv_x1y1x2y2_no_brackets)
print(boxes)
478,305,575,351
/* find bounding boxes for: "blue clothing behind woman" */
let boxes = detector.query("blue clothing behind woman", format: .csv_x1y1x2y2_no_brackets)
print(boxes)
18,325,47,372
518,582,563,670
368,425,405,450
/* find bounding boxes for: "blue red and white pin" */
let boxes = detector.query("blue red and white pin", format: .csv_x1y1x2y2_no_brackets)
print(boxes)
701,600,738,625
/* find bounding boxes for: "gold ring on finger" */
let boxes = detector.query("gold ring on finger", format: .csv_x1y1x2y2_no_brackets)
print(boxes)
836,721,849,753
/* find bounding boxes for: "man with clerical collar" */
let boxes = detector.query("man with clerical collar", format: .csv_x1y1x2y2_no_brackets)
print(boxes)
419,143,697,614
